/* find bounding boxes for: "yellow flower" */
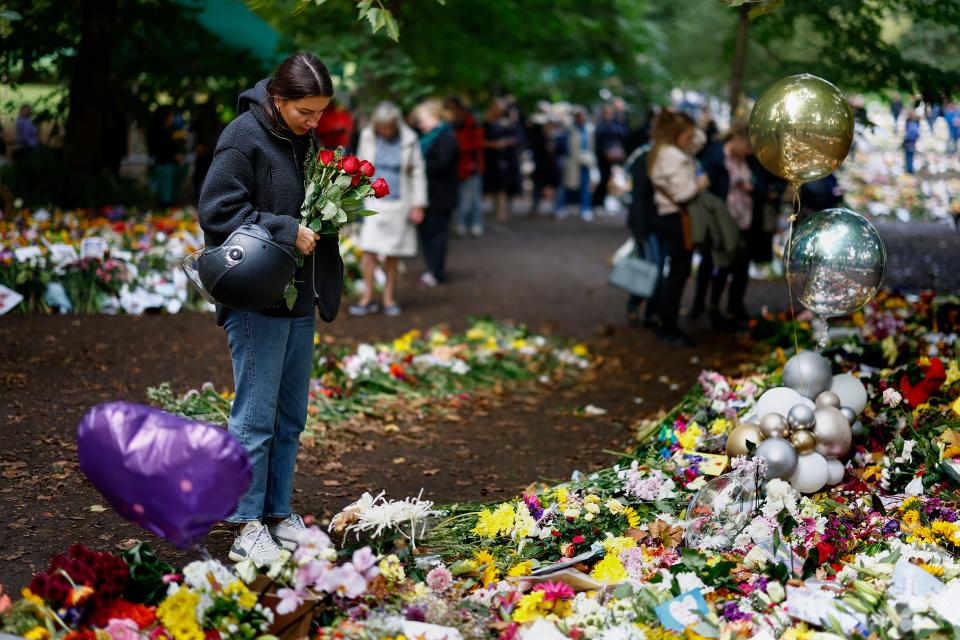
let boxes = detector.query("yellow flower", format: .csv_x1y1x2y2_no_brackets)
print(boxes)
920,563,945,577
474,551,499,587
919,356,931,367
554,487,569,506
931,520,960,545
224,580,257,609
157,589,203,640
709,418,729,435
677,423,704,452
379,554,406,582
473,503,516,538
512,591,546,623
907,526,936,545
590,555,628,583
23,627,49,640
902,509,920,529
605,498,624,514
512,505,536,540
466,326,488,341
601,536,637,556
429,331,448,346
511,338,528,350
483,336,499,351
624,506,641,529
952,395,960,417
507,561,533,577
572,344,590,357
21,588,44,608
946,360,960,387
780,625,813,640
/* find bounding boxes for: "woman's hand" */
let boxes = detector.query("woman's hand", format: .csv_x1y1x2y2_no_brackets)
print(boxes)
296,224,320,255
409,207,425,224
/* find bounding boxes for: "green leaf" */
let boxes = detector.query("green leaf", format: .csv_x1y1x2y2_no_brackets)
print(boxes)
384,11,400,42
321,200,340,220
308,219,323,232
335,174,354,189
357,209,379,217
283,281,298,310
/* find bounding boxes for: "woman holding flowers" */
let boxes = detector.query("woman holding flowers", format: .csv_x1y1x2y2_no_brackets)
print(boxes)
351,101,428,317
199,52,341,565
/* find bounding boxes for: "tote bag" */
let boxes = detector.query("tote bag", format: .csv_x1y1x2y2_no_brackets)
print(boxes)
608,238,660,298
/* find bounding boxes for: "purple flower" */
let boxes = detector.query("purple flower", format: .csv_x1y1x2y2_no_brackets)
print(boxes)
523,494,544,520
882,520,901,535
722,601,751,622
404,604,427,622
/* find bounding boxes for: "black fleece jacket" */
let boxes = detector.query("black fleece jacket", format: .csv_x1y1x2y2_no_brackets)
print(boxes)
199,79,343,325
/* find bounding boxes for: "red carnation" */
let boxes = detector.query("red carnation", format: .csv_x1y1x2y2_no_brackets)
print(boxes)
899,357,947,407
571,535,585,544
371,177,390,198
359,160,375,177
317,149,335,166
339,154,360,175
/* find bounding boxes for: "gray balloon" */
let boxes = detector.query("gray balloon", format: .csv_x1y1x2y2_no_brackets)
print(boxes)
813,407,852,458
759,412,790,438
840,406,857,424
787,404,816,430
786,208,886,317
756,437,800,480
851,420,864,436
816,390,842,409
782,352,833,399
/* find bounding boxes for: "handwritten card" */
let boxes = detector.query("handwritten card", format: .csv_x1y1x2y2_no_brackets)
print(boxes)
13,246,43,262
47,243,79,266
786,585,867,633
888,558,944,598
655,588,709,633
80,237,107,260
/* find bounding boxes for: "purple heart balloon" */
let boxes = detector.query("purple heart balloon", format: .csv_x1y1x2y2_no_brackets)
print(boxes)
77,401,251,549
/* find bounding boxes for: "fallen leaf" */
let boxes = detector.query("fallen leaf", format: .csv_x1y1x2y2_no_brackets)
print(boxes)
422,469,441,476
392,457,406,464
116,538,142,551
383,424,401,434
322,480,340,486
89,505,107,513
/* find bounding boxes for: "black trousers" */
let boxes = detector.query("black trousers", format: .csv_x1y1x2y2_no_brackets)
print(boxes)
692,230,750,317
418,207,452,282
592,160,612,207
651,213,692,330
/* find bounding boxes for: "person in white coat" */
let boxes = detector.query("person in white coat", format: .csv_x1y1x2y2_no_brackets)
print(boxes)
351,101,428,317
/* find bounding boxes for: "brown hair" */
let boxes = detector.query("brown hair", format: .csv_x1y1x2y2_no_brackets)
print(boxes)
262,52,334,128
647,110,696,175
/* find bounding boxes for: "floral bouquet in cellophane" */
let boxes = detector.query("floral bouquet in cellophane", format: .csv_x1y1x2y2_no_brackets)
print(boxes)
301,146,389,238
283,146,389,307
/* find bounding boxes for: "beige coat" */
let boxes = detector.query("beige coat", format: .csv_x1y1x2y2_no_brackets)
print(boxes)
650,144,699,215
562,122,597,190
356,124,428,257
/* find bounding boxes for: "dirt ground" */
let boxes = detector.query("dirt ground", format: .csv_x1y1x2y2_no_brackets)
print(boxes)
2,213,954,590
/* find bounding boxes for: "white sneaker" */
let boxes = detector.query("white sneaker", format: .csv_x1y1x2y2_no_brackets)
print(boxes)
268,514,307,550
470,224,483,237
420,272,438,288
228,521,283,565
581,209,595,222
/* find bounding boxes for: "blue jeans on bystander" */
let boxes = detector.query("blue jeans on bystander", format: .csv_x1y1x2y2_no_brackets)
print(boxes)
223,309,315,523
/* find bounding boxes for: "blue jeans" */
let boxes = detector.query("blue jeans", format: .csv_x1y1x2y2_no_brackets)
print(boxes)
457,174,483,230
223,310,315,523
579,166,592,214
905,150,916,174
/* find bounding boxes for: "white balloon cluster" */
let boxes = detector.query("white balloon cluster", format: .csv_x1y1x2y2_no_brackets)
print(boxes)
725,352,866,494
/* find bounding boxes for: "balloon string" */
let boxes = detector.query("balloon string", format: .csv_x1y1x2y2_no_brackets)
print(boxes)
786,185,802,360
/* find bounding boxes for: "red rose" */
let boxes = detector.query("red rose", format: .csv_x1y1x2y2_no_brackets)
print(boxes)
571,535,585,544
318,149,335,166
339,154,360,174
351,173,362,187
359,160,375,177
371,177,390,198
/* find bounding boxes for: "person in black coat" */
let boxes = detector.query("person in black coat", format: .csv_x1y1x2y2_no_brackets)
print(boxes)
413,99,459,286
198,53,340,565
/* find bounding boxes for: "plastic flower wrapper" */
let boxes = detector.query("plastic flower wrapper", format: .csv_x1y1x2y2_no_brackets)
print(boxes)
683,457,764,550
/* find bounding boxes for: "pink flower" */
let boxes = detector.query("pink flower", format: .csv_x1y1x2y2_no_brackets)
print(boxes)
294,526,331,563
883,387,903,407
320,564,367,599
105,618,142,640
351,547,379,580
425,566,453,592
532,580,574,601
275,587,305,615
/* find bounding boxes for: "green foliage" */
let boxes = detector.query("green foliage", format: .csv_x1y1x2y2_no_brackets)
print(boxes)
253,0,659,109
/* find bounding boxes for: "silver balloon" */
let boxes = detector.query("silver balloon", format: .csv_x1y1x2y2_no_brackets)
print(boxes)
813,407,852,458
782,352,833,399
787,404,816,431
851,420,864,436
756,437,800,480
840,406,857,424
816,390,842,409
787,208,886,317
759,413,790,439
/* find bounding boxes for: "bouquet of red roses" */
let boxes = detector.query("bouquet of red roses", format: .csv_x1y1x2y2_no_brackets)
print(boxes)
300,146,389,238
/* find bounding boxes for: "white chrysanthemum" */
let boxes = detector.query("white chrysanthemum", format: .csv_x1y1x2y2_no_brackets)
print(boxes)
329,490,435,548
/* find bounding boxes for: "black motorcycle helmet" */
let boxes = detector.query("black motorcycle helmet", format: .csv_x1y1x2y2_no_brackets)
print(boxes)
182,224,297,310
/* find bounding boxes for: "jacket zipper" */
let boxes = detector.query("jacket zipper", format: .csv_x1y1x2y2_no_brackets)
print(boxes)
269,127,320,305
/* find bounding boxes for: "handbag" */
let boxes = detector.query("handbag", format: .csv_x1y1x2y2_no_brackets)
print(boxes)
608,238,660,298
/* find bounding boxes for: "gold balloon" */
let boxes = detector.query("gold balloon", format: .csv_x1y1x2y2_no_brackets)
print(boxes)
726,423,764,457
790,430,817,455
749,74,854,185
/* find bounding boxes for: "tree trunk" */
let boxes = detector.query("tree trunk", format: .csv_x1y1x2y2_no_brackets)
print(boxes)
63,0,119,175
729,4,750,117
